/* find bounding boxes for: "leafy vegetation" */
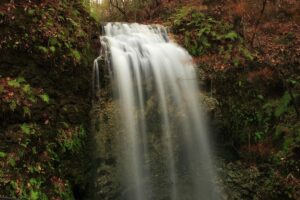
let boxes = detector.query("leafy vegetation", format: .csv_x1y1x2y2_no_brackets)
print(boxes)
166,2,299,199
0,0,299,199
0,0,95,70
171,7,253,67
0,76,89,199
0,0,98,199
0,77,48,116
219,160,300,199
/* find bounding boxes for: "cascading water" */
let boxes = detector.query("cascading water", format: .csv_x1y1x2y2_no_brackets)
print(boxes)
92,23,221,200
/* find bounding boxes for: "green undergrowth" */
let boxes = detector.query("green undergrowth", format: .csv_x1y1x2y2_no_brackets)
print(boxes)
170,5,300,200
208,23,299,200
0,0,98,199
207,30,300,199
219,160,299,199
0,77,88,199
171,7,253,66
0,0,95,70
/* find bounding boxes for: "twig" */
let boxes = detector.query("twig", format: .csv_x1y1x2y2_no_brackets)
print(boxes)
109,0,127,20
250,0,268,47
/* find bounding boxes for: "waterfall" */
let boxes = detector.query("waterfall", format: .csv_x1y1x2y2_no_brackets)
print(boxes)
93,23,221,200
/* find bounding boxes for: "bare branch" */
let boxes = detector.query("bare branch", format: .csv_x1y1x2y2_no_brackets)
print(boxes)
109,0,127,19
251,0,268,46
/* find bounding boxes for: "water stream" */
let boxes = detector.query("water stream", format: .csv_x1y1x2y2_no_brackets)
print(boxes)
92,23,220,200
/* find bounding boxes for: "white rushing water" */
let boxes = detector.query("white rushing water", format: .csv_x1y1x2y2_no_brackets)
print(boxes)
93,23,220,200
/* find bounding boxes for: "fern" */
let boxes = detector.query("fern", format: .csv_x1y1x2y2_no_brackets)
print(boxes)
39,94,50,103
20,123,32,135
224,31,239,40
